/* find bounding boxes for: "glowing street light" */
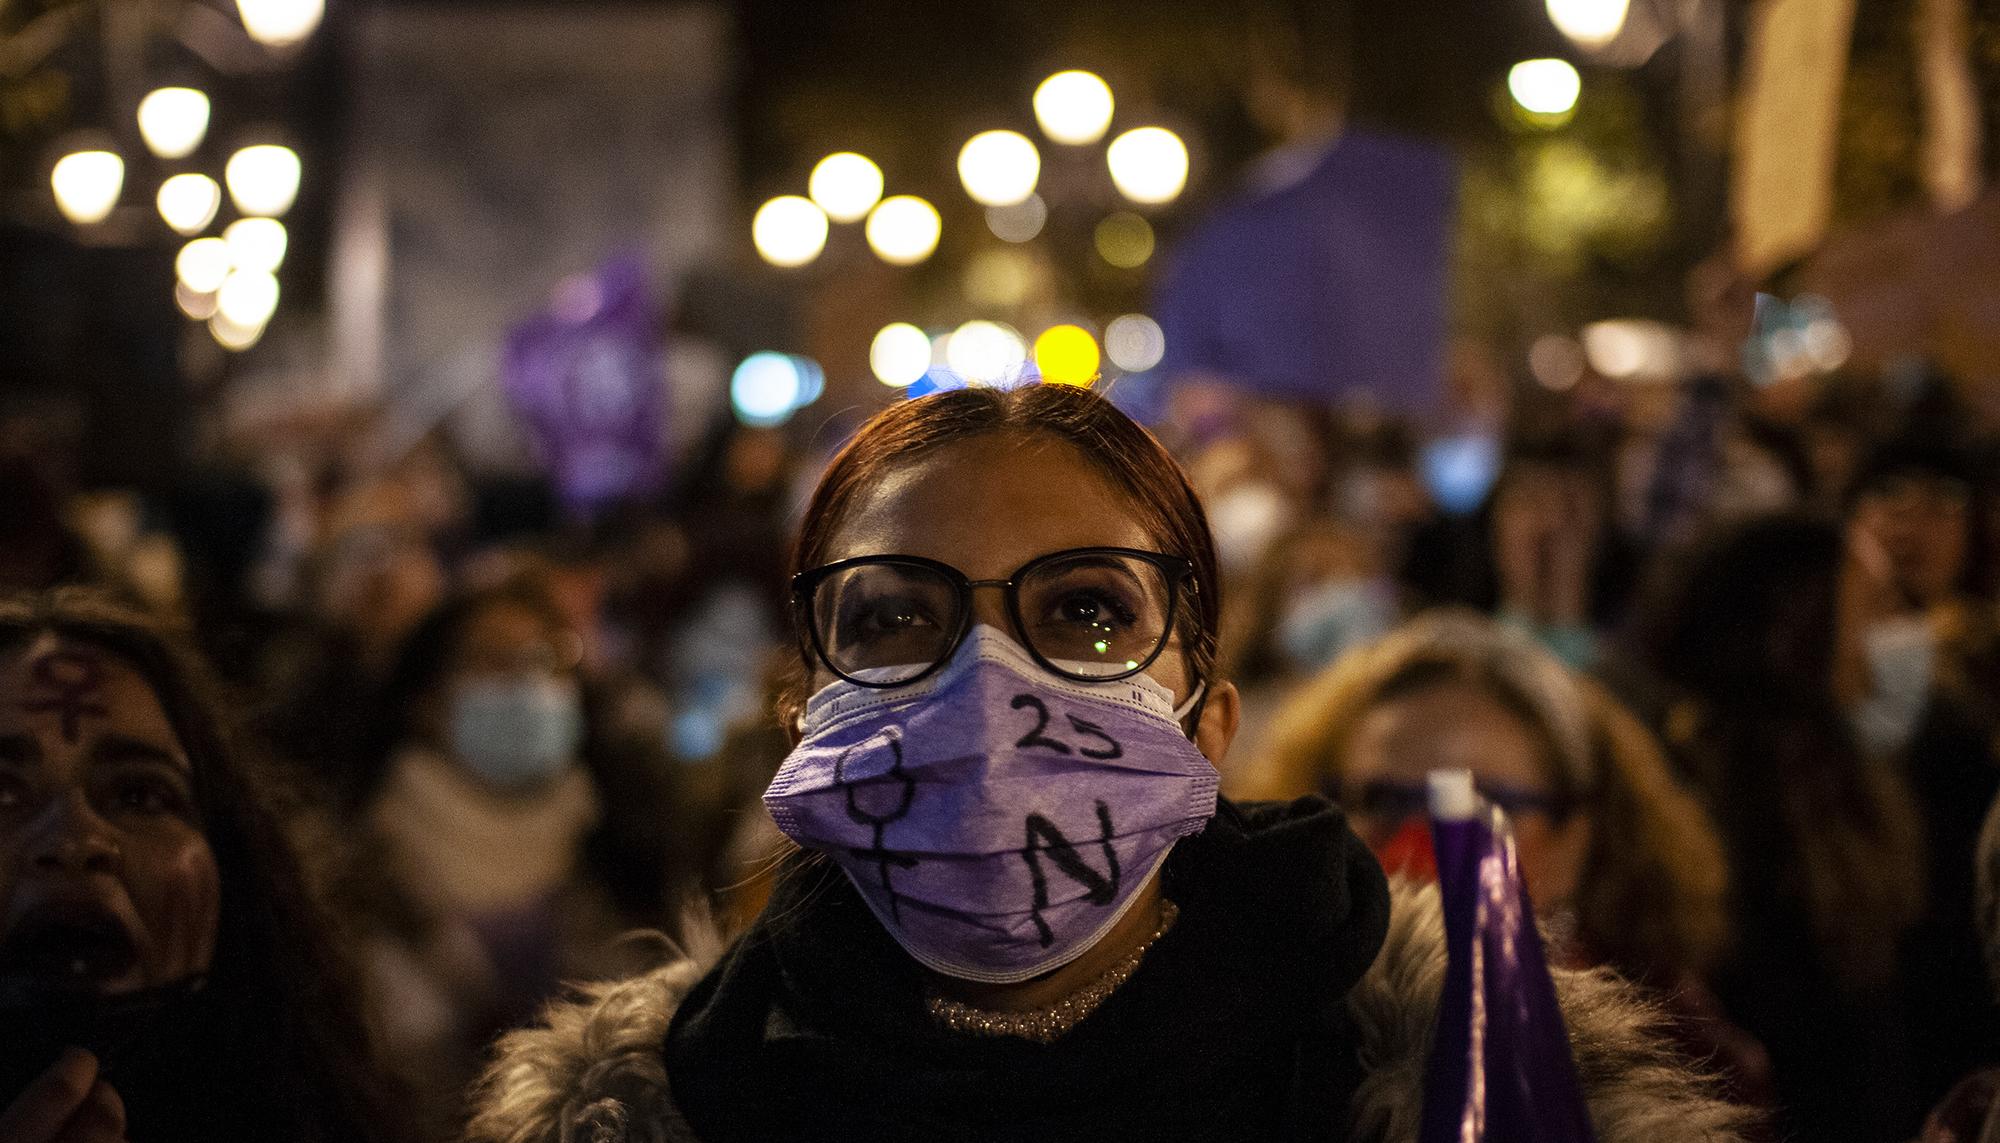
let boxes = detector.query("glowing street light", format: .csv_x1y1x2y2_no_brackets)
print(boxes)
1546,0,1631,49
1105,314,1166,372
945,321,1026,384
751,195,829,268
865,195,941,265
808,152,883,223
1034,325,1100,386
50,151,124,225
957,130,1040,207
137,88,210,160
225,217,288,273
1106,127,1187,205
1508,59,1582,118
1034,71,1115,145
217,269,280,328
235,0,324,47
176,238,233,293
157,173,221,236
210,313,266,351
731,352,819,426
870,323,932,387
225,144,301,217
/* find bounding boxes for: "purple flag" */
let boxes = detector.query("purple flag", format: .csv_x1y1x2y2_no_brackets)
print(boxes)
1420,770,1598,1143
503,254,666,516
1154,130,1455,409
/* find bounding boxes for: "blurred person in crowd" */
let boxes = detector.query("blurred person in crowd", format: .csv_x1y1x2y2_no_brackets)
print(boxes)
1403,430,1638,669
468,385,1751,1143
1920,790,2000,1143
1840,435,2000,1103
0,589,398,1143
1235,609,1769,1104
260,479,450,809
1632,513,1926,1143
338,571,675,1129
0,456,90,595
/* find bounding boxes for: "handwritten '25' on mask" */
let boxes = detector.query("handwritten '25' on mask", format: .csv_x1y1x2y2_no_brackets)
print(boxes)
765,626,1217,984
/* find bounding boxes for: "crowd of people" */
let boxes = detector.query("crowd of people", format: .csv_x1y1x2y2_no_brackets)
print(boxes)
2,309,1998,1140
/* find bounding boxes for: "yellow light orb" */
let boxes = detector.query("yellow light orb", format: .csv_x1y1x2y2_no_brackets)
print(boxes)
1034,70,1114,145
1106,127,1187,205
137,88,210,160
225,144,301,217
808,152,883,223
751,195,829,268
1545,0,1630,49
225,217,288,273
217,269,280,328
235,0,324,47
865,195,941,265
1508,59,1582,118
210,312,265,351
1094,212,1155,268
957,130,1041,207
156,173,221,236
51,151,124,225
1034,325,1100,386
870,323,932,387
175,237,233,294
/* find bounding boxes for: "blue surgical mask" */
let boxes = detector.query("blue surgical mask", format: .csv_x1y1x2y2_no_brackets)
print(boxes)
450,676,584,785
1276,577,1397,674
1851,614,1935,758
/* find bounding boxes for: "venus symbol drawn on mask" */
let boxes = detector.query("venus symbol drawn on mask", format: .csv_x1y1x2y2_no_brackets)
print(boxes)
834,727,920,924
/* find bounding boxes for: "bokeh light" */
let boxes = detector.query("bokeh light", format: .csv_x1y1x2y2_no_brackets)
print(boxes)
1034,325,1100,386
1546,0,1630,49
1528,334,1587,391
50,151,124,225
1106,127,1188,205
175,282,219,321
946,321,1027,385
209,312,265,351
225,144,301,217
157,173,221,236
235,0,324,47
731,352,815,426
1034,70,1115,146
865,195,941,265
1094,212,1155,268
870,323,932,387
1508,59,1582,118
137,88,210,160
963,248,1038,308
225,217,288,273
218,269,280,328
957,130,1041,207
751,195,829,268
808,152,883,223
985,194,1047,243
1105,314,1165,372
176,237,232,293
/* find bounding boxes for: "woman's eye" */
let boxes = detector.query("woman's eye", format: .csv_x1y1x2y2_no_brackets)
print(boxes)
109,777,189,818
848,598,937,634
1049,590,1136,629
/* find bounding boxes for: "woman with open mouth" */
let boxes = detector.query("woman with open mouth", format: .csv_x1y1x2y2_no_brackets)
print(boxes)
0,589,399,1143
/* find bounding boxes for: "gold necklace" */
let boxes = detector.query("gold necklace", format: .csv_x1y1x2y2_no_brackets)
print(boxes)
926,899,1179,1045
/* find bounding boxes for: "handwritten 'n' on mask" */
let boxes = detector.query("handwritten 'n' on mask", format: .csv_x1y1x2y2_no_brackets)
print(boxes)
764,626,1217,984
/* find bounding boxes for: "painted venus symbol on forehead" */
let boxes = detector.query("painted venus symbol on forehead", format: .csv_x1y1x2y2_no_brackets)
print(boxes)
22,649,112,745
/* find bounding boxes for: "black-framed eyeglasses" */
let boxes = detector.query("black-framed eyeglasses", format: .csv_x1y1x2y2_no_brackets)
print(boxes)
1332,776,1580,825
791,546,1197,689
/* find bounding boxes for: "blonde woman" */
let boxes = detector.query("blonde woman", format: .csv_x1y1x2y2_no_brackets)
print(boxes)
1236,609,1767,1101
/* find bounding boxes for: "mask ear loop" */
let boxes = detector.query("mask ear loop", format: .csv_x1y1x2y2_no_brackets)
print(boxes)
1175,681,1208,741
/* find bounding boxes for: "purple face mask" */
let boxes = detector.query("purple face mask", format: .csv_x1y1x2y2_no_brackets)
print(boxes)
765,626,1219,984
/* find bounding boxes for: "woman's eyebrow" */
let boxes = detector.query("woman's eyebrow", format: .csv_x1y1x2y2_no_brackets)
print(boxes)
89,733,190,773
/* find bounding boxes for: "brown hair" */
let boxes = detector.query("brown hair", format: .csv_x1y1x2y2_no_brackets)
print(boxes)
778,385,1222,728
0,587,402,1143
1240,610,1731,980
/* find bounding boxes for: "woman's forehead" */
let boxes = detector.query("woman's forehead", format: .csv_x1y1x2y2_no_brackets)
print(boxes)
826,434,1160,571
0,635,181,752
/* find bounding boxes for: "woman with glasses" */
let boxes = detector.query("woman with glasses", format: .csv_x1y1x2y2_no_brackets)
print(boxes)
468,385,1750,1143
1236,610,1771,1105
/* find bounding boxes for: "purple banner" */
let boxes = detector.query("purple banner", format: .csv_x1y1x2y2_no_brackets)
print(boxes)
1154,130,1455,409
503,253,667,516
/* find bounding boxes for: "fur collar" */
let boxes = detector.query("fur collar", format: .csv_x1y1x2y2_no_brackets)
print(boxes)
467,882,1755,1143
